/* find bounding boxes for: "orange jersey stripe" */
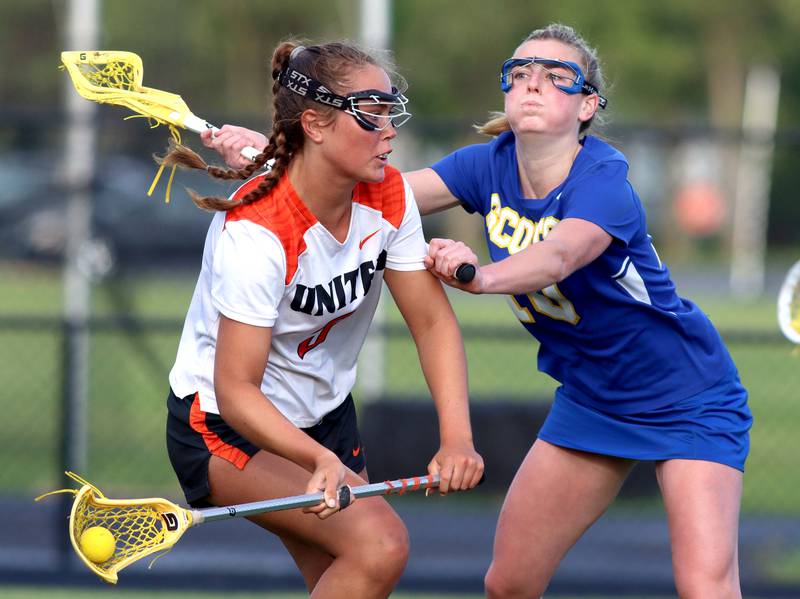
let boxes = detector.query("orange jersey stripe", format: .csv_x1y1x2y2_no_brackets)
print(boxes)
352,166,406,229
189,393,251,470
225,174,317,285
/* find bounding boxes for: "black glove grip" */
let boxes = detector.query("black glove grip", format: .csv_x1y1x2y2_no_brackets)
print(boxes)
454,263,476,283
338,485,352,510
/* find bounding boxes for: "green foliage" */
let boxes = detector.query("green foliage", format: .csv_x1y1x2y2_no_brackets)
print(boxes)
100,0,355,116
3,0,800,121
7,1,799,236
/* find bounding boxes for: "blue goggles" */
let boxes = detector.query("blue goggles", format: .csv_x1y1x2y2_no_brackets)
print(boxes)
500,57,607,109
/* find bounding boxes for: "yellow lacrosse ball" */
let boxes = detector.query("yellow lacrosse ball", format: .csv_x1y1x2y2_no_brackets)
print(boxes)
79,526,116,563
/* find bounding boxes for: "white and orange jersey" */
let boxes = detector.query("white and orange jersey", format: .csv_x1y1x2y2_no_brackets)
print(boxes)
169,166,427,427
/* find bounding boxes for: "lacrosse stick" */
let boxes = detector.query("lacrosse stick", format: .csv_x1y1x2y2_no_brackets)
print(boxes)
778,259,800,345
59,51,262,201
36,471,441,584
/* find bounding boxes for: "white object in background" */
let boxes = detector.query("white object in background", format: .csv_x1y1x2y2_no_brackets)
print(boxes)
730,65,780,298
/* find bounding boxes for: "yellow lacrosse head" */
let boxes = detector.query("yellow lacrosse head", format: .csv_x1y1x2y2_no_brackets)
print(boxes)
59,51,195,130
38,473,194,584
59,50,202,202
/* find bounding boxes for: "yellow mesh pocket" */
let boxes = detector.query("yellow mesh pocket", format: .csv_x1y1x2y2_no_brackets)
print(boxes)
37,473,192,584
60,51,193,127
76,58,140,91
72,487,168,568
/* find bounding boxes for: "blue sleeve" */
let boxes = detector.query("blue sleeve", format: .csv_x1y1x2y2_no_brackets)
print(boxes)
431,144,490,215
561,161,643,245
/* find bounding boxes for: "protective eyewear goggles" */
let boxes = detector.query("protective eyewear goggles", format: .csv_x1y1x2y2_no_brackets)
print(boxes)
278,66,412,132
500,57,607,109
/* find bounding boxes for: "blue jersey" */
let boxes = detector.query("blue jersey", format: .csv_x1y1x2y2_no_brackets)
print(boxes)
432,132,735,414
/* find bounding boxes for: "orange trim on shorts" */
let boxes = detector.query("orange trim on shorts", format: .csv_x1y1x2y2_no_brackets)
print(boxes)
189,393,251,470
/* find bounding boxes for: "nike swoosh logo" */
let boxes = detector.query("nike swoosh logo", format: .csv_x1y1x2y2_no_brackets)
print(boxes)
352,446,361,457
359,229,381,250
296,311,355,359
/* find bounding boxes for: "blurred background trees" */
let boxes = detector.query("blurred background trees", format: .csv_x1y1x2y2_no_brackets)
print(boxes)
2,3,800,593
5,0,800,123
2,0,799,254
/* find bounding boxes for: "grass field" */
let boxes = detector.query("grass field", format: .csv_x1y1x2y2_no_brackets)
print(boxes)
2,263,799,514
2,262,800,594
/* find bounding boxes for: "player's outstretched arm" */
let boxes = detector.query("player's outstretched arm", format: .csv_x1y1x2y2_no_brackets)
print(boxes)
383,268,484,494
426,218,613,296
204,126,460,217
402,168,462,216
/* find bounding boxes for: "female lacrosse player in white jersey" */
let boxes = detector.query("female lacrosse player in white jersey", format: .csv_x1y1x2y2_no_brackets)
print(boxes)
162,40,483,598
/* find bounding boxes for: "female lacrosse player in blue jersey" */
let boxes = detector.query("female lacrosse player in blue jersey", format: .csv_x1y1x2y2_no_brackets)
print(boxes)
207,24,751,598
420,25,752,599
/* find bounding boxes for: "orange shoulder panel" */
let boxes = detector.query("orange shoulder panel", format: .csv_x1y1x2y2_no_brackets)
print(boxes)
353,166,406,229
224,174,316,285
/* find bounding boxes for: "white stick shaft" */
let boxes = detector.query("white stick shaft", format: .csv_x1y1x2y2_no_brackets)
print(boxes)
192,474,440,525
178,113,260,161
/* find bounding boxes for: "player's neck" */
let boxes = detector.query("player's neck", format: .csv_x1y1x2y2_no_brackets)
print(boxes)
515,135,581,200
288,156,353,242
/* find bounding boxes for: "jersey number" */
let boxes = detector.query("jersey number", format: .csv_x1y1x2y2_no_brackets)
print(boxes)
507,284,580,325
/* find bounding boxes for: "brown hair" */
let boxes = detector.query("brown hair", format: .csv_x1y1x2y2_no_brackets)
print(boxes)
156,40,400,211
476,23,607,137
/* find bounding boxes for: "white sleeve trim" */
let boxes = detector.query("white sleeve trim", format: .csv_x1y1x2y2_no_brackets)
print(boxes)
612,257,652,305
212,301,278,328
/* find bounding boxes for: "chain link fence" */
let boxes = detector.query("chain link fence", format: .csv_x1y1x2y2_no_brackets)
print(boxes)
2,116,800,595
2,287,800,595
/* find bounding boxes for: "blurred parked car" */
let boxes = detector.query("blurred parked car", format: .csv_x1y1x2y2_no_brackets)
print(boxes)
0,151,241,271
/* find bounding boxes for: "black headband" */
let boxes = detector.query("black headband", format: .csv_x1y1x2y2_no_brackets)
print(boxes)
278,66,347,109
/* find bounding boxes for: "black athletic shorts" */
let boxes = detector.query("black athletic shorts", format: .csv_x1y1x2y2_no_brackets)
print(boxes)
166,388,366,507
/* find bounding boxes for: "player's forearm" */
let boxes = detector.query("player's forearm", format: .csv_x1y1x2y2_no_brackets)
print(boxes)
412,314,474,445
480,240,568,296
387,268,475,445
217,381,333,471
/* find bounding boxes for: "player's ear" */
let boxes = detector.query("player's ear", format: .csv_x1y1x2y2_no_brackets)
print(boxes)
578,94,598,123
300,109,329,144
